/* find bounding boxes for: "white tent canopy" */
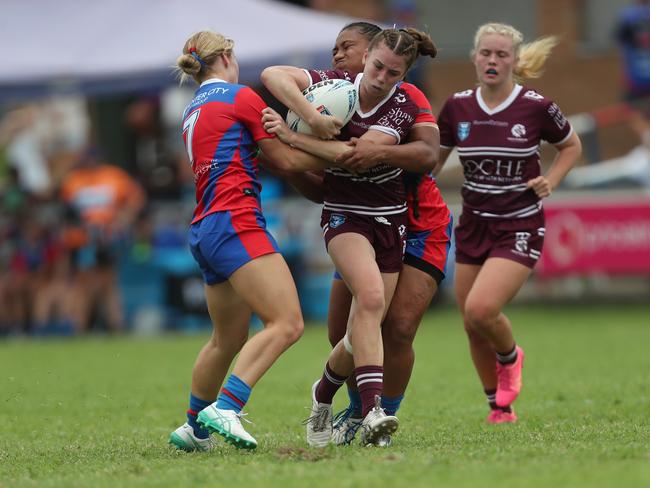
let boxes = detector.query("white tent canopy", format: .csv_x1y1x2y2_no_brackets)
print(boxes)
0,0,358,100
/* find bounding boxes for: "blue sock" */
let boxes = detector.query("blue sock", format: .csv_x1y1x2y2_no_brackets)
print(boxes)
216,374,251,413
347,387,362,416
381,394,404,416
187,394,211,439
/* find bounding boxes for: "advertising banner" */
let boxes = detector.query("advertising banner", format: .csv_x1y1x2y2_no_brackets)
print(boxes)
538,197,650,276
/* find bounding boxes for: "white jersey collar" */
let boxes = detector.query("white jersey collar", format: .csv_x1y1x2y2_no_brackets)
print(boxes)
355,73,398,118
200,77,229,87
476,84,522,115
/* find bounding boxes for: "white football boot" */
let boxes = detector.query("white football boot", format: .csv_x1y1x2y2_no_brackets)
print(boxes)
197,404,257,450
331,407,363,445
360,395,399,446
168,422,215,452
304,380,333,447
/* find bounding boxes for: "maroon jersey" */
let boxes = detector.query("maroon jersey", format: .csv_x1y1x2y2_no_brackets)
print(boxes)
306,69,418,216
438,85,572,219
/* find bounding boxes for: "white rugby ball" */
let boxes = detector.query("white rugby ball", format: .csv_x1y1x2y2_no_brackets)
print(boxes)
286,79,359,135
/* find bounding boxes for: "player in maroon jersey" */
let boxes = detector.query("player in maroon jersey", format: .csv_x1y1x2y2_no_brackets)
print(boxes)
261,27,437,446
437,23,582,424
169,30,340,452
281,22,452,446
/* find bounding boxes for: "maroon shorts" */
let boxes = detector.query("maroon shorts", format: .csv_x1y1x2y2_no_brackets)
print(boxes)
321,210,407,273
454,211,545,269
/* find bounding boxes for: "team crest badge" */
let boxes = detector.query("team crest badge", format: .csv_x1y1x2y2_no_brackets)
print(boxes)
511,123,526,138
457,122,471,141
329,214,346,229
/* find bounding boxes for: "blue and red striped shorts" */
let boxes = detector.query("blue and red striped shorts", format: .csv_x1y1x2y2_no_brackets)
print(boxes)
189,207,279,284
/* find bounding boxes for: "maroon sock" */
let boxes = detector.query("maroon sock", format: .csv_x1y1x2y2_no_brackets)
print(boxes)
315,362,347,404
355,365,383,417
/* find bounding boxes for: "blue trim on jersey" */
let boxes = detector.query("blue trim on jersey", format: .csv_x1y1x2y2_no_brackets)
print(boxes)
197,120,246,213
239,128,259,191
212,120,244,167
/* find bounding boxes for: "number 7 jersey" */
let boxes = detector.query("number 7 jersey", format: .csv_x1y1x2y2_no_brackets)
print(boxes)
181,78,273,224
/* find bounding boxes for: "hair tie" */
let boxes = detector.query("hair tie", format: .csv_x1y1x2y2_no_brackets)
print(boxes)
188,47,207,69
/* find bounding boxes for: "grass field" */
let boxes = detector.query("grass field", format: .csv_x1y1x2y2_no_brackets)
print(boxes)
1,304,649,488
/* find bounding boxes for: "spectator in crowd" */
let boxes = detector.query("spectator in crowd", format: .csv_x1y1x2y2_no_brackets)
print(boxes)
60,148,146,333
616,0,650,147
616,0,650,102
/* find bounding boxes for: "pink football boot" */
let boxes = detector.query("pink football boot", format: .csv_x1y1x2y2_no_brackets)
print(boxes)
486,408,518,424
496,346,525,407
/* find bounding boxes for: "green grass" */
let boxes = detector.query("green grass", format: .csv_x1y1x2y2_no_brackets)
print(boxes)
1,304,649,488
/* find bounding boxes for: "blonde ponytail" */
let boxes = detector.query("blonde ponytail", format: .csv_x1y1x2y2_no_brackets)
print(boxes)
514,36,557,83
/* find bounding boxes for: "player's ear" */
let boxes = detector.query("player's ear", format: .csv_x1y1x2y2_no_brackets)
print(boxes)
221,52,231,68
362,49,368,66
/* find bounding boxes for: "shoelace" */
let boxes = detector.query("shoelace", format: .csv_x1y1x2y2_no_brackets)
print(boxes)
332,407,362,442
219,409,254,428
302,406,330,431
332,407,354,426
235,411,253,424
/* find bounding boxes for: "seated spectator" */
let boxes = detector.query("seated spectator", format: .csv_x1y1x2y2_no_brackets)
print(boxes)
60,147,146,333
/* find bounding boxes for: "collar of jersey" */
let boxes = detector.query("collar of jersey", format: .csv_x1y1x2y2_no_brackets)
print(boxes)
355,73,398,119
200,78,229,88
476,83,522,116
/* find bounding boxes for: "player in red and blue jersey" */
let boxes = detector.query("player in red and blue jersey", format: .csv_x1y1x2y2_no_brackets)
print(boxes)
437,23,582,424
262,27,438,447
169,30,332,452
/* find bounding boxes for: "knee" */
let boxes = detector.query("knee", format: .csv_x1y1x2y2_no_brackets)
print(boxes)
278,312,304,346
464,299,499,332
355,287,385,316
383,313,417,349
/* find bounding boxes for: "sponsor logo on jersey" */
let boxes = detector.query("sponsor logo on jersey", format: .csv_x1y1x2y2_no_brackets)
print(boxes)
547,103,567,129
329,214,346,228
383,107,414,125
458,122,471,141
374,216,391,226
454,89,473,98
395,92,406,103
511,124,526,138
398,224,406,236
523,90,544,101
187,86,231,110
464,159,526,178
473,119,508,127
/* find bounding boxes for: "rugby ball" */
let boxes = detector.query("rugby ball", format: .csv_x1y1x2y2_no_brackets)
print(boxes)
286,79,359,135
